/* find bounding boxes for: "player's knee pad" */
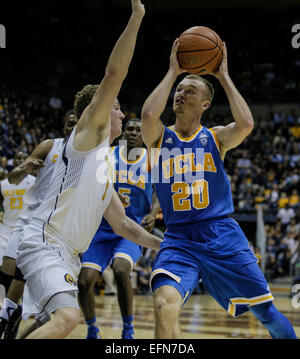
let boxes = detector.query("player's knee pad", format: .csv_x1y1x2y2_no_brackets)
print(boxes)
0,270,14,292
14,266,26,282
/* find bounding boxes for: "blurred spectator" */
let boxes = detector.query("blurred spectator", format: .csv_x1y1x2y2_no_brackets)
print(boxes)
254,186,267,210
287,218,300,237
236,151,252,171
273,111,285,128
0,169,7,181
283,230,299,255
49,95,62,110
278,192,289,209
0,157,9,178
277,204,296,234
289,189,300,209
267,183,279,212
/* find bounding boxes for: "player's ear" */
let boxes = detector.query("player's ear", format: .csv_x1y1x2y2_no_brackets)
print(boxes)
202,100,211,111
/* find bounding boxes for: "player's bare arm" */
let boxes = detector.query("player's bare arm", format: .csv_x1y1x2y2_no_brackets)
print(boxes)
141,39,185,149
104,190,162,251
74,0,145,151
8,139,53,185
210,42,254,156
141,188,161,232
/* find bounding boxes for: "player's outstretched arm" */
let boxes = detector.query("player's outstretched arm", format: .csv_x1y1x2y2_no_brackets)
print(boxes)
8,140,53,185
141,39,185,149
79,0,145,133
210,42,254,153
104,190,162,251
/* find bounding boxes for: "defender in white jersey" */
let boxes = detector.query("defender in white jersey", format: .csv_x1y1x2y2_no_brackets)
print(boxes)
16,0,161,339
0,110,77,339
5,138,64,262
0,152,35,267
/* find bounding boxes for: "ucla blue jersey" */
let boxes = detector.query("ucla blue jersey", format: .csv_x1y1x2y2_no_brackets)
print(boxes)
100,145,153,231
152,125,234,227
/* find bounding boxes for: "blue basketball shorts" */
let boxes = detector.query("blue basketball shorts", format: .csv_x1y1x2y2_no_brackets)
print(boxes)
150,216,273,317
81,228,142,273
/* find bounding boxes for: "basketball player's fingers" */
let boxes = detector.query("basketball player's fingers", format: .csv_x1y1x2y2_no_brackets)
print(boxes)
31,159,45,168
35,159,45,165
31,159,43,164
131,0,145,16
142,223,153,232
221,42,227,60
171,38,180,53
141,213,155,223
142,218,155,232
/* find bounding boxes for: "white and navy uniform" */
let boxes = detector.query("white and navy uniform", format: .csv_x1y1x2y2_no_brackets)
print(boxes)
16,127,113,320
4,138,64,260
0,175,36,265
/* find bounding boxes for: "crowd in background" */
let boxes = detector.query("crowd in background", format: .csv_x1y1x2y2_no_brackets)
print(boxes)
1,84,300,294
1,1,300,293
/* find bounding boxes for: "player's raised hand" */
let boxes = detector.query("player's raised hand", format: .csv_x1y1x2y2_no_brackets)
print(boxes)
24,159,45,174
211,42,229,81
169,39,186,76
131,0,145,18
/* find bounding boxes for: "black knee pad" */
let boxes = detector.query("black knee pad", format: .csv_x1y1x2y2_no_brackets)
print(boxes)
14,266,26,282
0,270,13,292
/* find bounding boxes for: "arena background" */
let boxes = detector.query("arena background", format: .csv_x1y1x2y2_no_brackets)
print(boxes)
1,0,300,290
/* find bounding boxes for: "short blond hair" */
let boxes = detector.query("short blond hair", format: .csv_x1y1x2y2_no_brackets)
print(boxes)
184,74,214,102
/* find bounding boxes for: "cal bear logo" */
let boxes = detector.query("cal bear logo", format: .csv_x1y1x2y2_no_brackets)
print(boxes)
64,273,76,286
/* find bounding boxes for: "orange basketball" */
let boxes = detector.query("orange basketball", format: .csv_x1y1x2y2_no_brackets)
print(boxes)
177,26,223,75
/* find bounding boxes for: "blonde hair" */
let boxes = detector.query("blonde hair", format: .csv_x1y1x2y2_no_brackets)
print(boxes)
184,74,214,102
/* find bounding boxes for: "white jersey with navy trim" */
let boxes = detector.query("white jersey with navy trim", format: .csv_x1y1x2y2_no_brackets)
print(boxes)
17,138,65,225
31,127,113,254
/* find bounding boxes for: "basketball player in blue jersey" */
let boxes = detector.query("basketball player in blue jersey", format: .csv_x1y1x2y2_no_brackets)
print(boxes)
78,118,161,339
141,39,297,339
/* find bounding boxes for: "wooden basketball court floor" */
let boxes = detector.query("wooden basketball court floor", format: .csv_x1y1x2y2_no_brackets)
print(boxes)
19,289,300,339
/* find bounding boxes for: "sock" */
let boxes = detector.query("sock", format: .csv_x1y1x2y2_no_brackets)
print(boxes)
0,298,18,321
122,315,134,329
250,301,297,339
86,316,97,327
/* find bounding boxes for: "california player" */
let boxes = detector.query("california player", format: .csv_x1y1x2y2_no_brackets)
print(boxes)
141,39,297,339
15,0,161,339
79,118,160,339
0,152,35,269
0,110,77,339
